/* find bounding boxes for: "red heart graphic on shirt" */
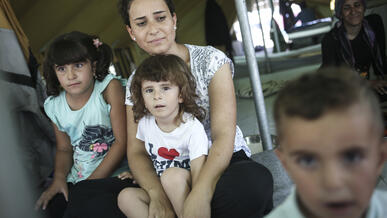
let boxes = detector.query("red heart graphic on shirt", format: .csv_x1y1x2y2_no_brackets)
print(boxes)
158,147,180,160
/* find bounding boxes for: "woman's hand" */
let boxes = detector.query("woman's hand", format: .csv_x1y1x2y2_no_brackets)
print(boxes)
183,187,211,218
148,190,175,218
35,178,68,210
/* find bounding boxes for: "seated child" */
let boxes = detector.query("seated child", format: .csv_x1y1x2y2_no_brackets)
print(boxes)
266,67,387,218
35,31,133,217
117,54,209,218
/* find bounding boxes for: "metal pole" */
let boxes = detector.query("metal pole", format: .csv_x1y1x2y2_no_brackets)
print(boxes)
235,0,273,150
255,0,272,73
267,0,281,53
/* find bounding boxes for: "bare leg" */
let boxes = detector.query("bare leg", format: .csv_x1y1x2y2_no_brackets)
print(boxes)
118,187,149,218
160,167,191,218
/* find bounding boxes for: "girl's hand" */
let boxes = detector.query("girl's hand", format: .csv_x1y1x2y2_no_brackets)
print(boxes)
35,179,68,210
118,171,136,183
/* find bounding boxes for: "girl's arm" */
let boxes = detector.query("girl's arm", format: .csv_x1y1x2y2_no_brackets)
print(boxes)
183,63,236,218
88,79,127,179
126,106,175,218
35,123,73,210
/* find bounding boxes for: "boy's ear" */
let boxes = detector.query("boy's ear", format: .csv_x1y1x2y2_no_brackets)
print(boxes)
376,139,387,175
275,146,289,172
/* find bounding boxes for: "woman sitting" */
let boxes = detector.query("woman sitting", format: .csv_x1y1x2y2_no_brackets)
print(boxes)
321,0,387,95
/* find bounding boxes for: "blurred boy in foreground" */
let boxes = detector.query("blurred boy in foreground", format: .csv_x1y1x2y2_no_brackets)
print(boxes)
266,67,387,218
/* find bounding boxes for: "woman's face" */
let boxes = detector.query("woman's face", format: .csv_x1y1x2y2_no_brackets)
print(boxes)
126,0,177,55
341,0,364,27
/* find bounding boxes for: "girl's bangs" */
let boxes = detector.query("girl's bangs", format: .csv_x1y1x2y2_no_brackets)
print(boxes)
50,40,89,66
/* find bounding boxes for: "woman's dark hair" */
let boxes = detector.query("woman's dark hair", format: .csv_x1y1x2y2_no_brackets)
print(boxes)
43,31,113,96
117,0,175,27
130,54,204,123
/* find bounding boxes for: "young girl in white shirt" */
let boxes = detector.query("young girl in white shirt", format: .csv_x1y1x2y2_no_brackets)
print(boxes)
117,54,209,218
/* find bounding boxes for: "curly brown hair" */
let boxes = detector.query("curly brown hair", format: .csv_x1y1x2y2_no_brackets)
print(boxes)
130,54,204,123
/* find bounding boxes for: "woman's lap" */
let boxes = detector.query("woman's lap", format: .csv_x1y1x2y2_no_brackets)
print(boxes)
47,177,138,218
211,151,274,218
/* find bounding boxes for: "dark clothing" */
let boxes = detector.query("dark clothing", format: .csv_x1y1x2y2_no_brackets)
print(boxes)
211,150,274,218
47,177,139,218
295,8,316,25
321,14,387,78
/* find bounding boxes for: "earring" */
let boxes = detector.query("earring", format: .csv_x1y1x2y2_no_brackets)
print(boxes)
133,37,136,41
174,26,177,30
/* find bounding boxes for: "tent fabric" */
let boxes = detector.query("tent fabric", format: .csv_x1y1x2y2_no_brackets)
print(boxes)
205,0,233,59
0,0,30,61
0,5,55,188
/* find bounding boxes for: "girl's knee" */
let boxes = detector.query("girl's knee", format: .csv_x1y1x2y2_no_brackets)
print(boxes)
117,188,144,208
117,188,133,208
160,167,191,188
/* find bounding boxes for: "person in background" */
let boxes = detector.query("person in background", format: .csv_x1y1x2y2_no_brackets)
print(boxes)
294,1,316,25
321,0,387,96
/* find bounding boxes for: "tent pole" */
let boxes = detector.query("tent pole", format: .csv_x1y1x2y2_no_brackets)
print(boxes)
255,0,272,74
235,0,273,151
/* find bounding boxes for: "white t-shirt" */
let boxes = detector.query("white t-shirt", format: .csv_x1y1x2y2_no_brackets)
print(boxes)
265,186,387,218
136,113,209,176
126,44,251,157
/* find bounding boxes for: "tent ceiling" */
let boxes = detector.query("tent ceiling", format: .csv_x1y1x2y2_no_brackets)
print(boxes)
9,0,237,59
9,0,340,63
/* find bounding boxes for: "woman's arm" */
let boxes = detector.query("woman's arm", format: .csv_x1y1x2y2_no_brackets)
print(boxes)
35,123,73,210
183,63,236,218
126,105,175,218
88,79,127,179
190,156,206,187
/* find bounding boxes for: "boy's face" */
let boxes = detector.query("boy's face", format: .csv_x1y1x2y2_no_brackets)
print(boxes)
276,103,387,218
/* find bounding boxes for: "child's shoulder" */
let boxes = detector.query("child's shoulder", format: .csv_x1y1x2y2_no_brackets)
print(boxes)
96,73,127,93
369,189,387,217
44,92,64,109
181,113,206,133
265,187,305,218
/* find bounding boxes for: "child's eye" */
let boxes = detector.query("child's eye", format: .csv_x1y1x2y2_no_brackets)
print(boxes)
157,16,166,22
56,66,65,72
297,155,317,168
342,149,364,165
75,63,84,68
144,88,153,93
162,86,170,91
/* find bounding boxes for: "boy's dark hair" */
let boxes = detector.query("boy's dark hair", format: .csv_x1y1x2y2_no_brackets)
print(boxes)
130,54,204,123
274,67,383,140
43,31,113,96
117,0,175,27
